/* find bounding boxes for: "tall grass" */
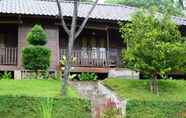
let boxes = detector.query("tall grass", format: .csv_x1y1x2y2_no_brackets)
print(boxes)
40,98,54,118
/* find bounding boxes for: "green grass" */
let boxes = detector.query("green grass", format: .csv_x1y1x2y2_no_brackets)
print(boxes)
0,80,91,118
103,78,186,118
103,78,186,101
0,96,91,118
0,80,78,98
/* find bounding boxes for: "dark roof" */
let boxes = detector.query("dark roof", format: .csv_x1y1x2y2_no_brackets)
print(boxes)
0,0,186,25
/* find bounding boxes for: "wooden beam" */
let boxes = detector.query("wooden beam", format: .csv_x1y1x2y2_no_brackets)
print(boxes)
55,22,118,30
70,67,111,73
0,21,20,24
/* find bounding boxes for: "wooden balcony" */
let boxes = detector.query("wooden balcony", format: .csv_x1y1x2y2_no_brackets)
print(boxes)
0,47,18,65
60,48,122,67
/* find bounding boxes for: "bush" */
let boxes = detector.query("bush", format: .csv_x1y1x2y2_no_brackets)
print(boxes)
79,72,97,81
22,46,51,70
0,96,91,118
27,25,47,45
22,24,51,72
0,72,12,80
49,72,62,80
127,100,186,118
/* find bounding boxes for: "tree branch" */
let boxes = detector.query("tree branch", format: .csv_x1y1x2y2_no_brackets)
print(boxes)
75,0,99,39
71,0,78,35
56,0,70,35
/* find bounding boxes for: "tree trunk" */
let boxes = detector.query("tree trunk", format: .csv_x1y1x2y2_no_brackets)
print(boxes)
154,75,159,95
149,74,159,95
150,77,154,93
61,36,74,95
56,0,99,96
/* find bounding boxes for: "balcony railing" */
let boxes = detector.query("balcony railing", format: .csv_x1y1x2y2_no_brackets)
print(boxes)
0,47,18,65
60,48,122,67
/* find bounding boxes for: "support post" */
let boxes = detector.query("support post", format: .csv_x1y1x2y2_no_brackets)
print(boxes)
106,27,110,66
14,70,22,80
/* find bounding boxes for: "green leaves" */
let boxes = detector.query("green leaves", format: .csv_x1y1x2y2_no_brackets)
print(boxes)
27,25,48,46
106,0,184,16
22,24,51,71
79,72,97,81
22,46,51,70
120,10,186,77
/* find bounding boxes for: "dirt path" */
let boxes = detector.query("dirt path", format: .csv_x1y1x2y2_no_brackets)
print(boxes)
70,81,126,118
70,81,108,118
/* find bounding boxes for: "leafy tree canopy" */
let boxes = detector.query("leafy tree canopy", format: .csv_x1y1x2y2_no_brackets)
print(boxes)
120,10,186,94
106,0,184,16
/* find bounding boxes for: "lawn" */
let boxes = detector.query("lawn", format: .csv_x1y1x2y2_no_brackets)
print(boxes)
0,80,91,118
103,78,186,118
0,79,78,98
103,78,186,101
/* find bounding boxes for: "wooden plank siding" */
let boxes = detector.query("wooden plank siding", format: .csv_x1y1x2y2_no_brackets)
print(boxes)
17,25,31,69
45,26,60,70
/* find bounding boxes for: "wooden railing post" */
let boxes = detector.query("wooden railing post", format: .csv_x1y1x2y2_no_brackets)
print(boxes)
59,48,121,67
0,47,18,65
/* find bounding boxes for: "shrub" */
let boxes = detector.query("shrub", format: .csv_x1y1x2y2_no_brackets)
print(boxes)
27,25,47,45
50,71,62,80
79,72,97,81
0,72,12,80
0,96,91,118
22,24,51,72
22,46,51,71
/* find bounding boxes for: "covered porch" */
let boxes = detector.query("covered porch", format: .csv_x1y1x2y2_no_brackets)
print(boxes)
0,25,18,66
59,27,124,67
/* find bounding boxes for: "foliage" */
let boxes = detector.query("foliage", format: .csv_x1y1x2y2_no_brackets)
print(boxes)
22,46,51,71
103,78,186,118
0,96,91,118
96,98,122,118
69,74,77,80
22,24,51,72
27,24,47,45
51,71,62,80
79,72,97,81
120,10,186,94
24,71,49,80
106,0,184,16
40,98,54,118
59,56,77,80
0,80,78,98
23,72,37,80
60,56,76,66
0,72,12,80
